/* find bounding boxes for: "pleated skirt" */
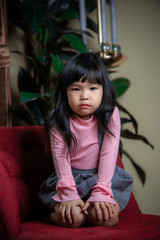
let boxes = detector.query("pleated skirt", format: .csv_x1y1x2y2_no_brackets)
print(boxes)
39,165,133,212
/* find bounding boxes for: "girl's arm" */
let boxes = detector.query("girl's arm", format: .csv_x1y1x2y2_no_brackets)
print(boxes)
87,107,121,205
50,129,80,202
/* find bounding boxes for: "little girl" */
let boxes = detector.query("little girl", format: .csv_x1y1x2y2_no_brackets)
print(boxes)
39,52,133,228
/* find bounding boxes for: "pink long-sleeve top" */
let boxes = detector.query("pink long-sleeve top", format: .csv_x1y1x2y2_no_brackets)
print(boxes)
50,106,121,205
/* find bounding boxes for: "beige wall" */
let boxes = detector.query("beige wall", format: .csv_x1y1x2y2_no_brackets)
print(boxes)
115,0,160,216
9,0,160,215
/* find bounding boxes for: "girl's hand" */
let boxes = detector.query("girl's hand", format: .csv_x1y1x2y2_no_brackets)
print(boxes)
89,201,115,221
58,199,84,224
82,201,90,215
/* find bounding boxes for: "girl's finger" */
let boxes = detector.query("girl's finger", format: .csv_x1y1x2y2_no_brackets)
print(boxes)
78,200,85,209
65,206,72,224
94,202,102,220
60,205,66,223
71,206,77,223
82,202,90,214
100,202,109,221
111,203,115,213
105,202,113,219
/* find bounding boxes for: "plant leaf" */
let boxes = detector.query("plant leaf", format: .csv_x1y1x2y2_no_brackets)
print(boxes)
63,34,88,53
43,31,54,45
11,50,33,61
36,55,50,66
20,91,53,103
20,0,47,33
121,118,133,125
112,78,130,98
12,105,39,126
61,29,94,38
18,67,39,92
116,102,138,134
45,14,60,34
26,101,44,125
87,17,98,33
86,0,97,12
51,54,65,73
59,8,79,20
119,140,123,158
54,50,77,61
123,150,146,185
121,129,154,149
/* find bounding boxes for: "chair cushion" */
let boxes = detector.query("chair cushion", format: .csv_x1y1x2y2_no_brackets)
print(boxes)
16,213,160,240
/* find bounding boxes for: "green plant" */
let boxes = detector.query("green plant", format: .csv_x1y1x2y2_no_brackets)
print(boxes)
8,0,97,125
8,0,153,184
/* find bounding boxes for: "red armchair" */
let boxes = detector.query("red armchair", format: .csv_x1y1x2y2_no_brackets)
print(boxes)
0,126,160,240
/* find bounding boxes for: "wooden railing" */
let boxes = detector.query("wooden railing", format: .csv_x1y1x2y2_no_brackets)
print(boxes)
0,0,12,126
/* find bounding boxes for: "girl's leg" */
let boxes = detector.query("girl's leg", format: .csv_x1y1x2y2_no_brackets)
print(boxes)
87,199,120,227
50,203,86,228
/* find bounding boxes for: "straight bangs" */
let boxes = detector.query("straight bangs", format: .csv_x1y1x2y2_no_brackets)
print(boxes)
61,53,104,87
78,68,103,85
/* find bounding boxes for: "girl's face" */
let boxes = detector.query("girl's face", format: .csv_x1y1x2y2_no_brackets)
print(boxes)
67,79,103,120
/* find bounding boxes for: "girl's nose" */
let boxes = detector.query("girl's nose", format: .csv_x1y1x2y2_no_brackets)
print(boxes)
80,92,89,100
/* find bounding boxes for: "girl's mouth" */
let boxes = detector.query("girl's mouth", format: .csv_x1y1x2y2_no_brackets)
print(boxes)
80,104,89,108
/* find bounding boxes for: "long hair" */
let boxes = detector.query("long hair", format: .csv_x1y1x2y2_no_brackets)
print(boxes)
45,52,116,151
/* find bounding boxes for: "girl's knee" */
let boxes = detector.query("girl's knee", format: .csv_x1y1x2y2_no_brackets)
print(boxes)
50,205,85,228
68,206,86,228
87,202,120,227
103,215,119,227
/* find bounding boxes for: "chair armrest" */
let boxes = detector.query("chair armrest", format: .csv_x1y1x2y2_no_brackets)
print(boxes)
0,153,21,240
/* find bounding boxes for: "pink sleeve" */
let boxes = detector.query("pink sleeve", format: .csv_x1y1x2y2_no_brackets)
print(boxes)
88,107,121,205
50,129,80,202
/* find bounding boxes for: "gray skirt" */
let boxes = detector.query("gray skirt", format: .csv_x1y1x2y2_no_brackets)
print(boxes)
39,165,133,212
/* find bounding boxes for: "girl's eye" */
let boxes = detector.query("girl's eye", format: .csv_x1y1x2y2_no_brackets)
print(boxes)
90,87,97,90
72,88,80,91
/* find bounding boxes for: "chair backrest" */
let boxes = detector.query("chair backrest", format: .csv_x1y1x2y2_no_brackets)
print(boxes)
0,126,53,222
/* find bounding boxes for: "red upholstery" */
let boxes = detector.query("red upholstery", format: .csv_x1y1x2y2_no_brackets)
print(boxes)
0,126,160,240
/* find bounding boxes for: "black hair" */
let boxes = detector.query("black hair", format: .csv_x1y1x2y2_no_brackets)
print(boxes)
45,52,116,151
